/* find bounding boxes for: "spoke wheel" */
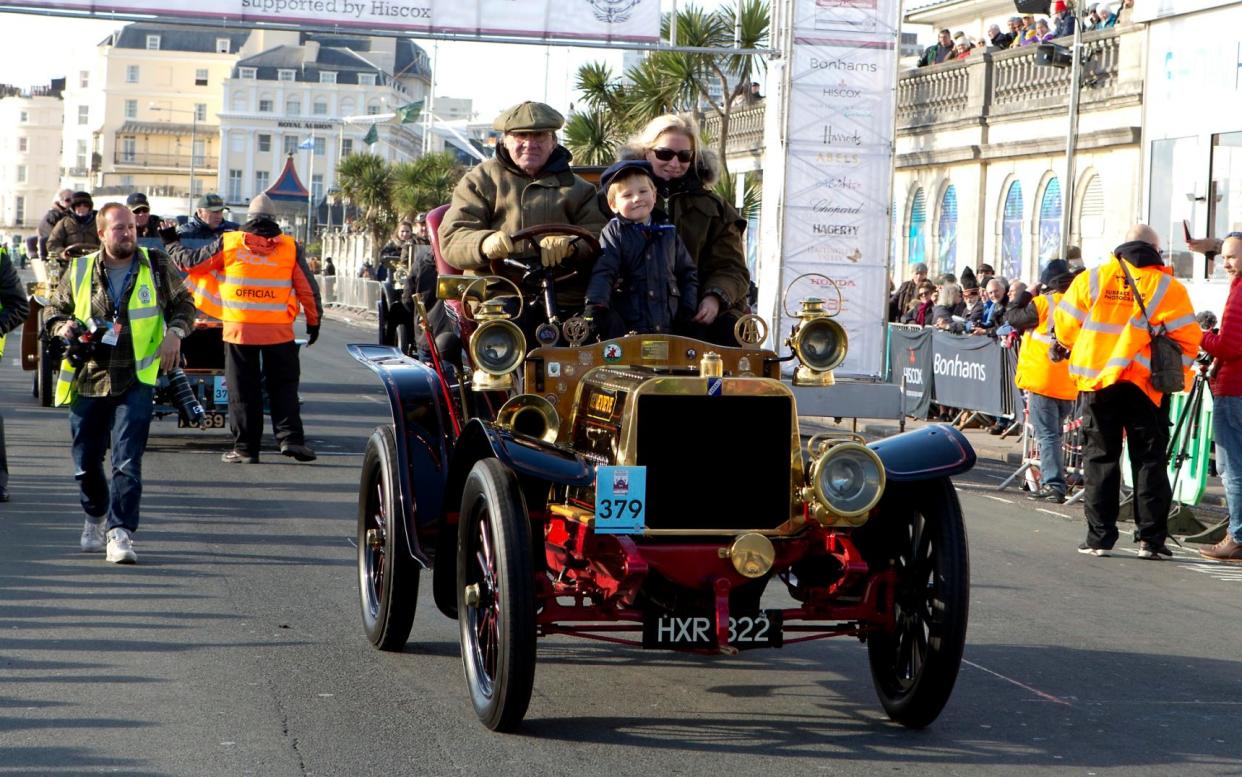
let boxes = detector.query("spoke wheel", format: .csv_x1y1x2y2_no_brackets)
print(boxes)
357,425,418,650
457,459,536,732
863,477,969,728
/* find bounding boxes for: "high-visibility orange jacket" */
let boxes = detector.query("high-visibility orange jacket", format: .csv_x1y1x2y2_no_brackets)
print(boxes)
166,230,321,345
1054,247,1201,406
1015,292,1077,400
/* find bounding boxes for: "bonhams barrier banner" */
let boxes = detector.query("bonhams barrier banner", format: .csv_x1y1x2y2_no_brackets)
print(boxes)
887,324,933,419
4,0,660,41
931,331,1007,417
886,328,1014,418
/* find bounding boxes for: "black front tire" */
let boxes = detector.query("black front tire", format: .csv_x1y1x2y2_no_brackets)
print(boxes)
457,458,537,732
357,425,419,651
863,477,969,729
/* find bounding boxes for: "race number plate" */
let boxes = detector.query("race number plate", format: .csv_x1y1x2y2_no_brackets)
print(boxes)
180,412,226,429
594,465,645,534
643,610,783,650
213,375,229,404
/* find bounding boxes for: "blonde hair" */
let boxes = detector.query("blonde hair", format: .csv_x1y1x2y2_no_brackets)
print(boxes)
634,113,702,156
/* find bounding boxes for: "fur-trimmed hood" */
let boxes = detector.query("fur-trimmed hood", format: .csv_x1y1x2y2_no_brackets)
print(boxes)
617,143,721,187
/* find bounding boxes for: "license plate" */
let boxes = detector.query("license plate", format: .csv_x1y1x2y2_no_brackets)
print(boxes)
180,411,227,429
594,465,646,535
213,375,228,404
642,610,782,650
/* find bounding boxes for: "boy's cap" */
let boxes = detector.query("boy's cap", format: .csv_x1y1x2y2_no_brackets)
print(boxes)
493,101,564,132
196,193,226,212
598,159,659,196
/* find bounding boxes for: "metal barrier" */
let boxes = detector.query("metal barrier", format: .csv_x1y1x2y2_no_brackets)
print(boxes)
318,274,381,312
997,393,1087,503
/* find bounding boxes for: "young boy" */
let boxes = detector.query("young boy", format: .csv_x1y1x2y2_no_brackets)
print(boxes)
586,160,698,339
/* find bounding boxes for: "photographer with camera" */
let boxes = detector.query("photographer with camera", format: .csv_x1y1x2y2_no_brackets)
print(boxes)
0,245,31,503
48,204,195,564
1194,232,1242,562
1011,259,1078,503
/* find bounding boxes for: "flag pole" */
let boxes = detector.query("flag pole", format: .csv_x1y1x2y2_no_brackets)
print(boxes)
306,133,315,245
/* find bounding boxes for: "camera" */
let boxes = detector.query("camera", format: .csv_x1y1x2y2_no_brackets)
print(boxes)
1049,341,1070,363
164,368,207,428
59,317,112,368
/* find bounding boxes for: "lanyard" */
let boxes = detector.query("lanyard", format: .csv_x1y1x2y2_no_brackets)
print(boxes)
105,260,136,321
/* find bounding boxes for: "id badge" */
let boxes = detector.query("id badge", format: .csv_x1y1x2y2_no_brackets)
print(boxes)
100,321,121,347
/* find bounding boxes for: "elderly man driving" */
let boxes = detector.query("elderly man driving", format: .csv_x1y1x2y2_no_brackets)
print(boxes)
439,101,607,318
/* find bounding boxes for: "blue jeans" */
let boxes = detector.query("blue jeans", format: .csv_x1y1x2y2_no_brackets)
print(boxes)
1028,392,1074,494
1212,394,1242,543
69,384,154,533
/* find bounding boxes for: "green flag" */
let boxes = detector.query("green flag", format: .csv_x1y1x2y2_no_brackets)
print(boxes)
363,124,378,145
394,100,423,124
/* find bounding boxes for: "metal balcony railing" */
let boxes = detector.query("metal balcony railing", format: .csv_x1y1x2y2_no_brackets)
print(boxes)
113,151,218,171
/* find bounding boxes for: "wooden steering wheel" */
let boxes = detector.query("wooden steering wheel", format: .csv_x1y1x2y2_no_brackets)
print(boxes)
490,223,601,275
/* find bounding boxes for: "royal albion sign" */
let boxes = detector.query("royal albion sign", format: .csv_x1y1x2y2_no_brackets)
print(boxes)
5,0,660,42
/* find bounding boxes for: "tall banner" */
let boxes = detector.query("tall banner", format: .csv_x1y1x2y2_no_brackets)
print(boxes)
2,0,660,41
756,0,900,378
931,331,1007,416
887,324,933,418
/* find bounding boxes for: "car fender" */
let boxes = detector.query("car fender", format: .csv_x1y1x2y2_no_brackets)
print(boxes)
442,420,596,520
347,344,452,566
868,423,976,482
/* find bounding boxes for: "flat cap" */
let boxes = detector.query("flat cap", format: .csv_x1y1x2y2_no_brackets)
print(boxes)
196,193,226,212
493,101,564,133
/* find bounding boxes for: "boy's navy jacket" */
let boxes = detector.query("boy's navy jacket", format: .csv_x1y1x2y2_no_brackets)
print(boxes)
586,217,699,334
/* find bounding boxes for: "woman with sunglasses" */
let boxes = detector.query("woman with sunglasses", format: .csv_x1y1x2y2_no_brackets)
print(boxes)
620,114,751,347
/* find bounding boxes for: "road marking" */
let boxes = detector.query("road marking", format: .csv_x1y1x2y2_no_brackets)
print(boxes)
963,659,1072,706
1036,508,1069,518
362,395,385,404
983,495,1013,504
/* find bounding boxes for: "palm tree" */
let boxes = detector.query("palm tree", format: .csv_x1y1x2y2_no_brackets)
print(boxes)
391,152,465,217
565,1,769,180
336,153,394,261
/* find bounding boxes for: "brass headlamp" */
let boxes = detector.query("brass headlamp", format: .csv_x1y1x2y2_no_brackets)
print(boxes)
469,299,526,392
788,297,848,386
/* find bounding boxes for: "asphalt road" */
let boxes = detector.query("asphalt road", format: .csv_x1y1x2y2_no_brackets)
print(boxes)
2,314,1241,777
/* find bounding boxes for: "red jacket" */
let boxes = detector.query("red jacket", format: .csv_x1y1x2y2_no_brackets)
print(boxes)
1201,275,1242,396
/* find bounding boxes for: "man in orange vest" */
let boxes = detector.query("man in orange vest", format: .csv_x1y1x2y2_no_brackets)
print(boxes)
1054,224,1201,558
161,194,322,464
1012,259,1078,503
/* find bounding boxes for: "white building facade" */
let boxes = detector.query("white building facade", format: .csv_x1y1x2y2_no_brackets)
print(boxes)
217,33,430,211
0,86,63,232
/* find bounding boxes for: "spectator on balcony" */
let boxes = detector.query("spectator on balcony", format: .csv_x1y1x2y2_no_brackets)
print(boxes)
1052,1,1077,38
1018,16,1041,46
989,23,1015,49
952,33,975,59
890,262,928,322
918,29,955,67
1034,19,1054,43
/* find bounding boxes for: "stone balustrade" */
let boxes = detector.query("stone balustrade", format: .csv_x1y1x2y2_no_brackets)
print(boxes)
701,103,766,156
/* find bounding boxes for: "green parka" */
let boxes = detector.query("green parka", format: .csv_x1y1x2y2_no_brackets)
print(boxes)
439,144,606,307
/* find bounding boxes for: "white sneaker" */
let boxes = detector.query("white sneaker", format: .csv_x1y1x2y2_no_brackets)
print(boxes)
105,528,137,564
80,518,106,553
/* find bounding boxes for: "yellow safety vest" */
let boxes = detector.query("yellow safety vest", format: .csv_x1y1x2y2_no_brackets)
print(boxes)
55,248,164,406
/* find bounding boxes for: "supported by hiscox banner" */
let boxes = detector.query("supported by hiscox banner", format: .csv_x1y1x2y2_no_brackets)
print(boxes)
4,0,661,40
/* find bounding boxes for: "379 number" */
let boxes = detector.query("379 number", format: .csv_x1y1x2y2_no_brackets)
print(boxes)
597,499,642,521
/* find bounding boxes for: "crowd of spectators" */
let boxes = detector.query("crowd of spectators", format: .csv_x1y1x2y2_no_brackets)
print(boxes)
918,0,1130,67
889,261,1032,338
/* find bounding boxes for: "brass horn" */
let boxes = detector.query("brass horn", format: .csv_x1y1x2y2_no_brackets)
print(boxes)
495,394,562,444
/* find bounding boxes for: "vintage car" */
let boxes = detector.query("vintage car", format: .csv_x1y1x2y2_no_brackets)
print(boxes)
349,226,976,733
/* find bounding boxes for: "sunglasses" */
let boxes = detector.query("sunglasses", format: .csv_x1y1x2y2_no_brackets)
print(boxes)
133,207,150,214
651,147,693,163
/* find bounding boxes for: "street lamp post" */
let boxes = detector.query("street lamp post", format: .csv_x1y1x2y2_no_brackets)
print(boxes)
150,104,198,215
